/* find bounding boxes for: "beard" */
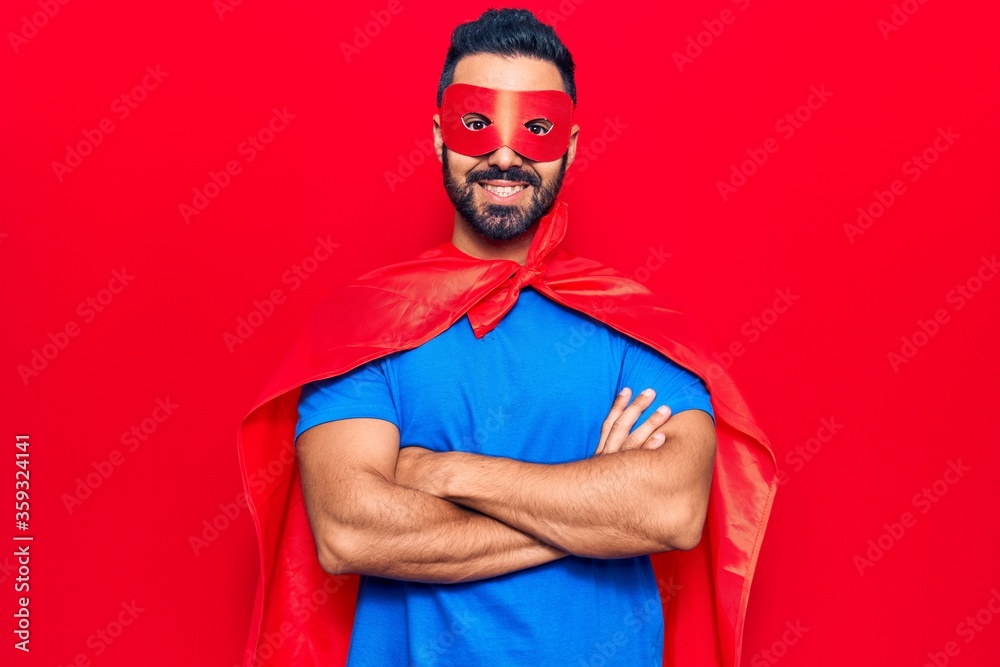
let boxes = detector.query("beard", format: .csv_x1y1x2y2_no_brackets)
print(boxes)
442,146,567,242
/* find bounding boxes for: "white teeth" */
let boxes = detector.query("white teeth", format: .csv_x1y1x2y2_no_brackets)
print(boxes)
482,184,526,197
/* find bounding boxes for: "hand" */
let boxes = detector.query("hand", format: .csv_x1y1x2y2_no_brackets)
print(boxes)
394,445,446,496
593,387,672,456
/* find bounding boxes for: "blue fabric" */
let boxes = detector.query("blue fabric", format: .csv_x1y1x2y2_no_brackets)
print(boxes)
295,287,714,666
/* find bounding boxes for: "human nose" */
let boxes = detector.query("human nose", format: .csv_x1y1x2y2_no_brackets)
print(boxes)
487,144,524,172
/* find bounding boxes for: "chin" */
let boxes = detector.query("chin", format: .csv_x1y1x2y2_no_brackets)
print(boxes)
475,213,538,242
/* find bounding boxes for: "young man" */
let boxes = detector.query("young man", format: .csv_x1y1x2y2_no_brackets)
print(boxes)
237,9,776,667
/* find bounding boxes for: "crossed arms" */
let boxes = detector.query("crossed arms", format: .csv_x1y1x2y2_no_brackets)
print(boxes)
296,386,717,585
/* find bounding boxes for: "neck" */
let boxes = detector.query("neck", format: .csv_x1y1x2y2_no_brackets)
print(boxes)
451,212,536,266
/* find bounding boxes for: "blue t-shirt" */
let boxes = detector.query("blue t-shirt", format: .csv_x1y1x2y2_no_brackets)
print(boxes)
295,287,714,666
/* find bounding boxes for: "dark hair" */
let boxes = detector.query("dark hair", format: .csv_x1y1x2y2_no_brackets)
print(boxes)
436,8,576,107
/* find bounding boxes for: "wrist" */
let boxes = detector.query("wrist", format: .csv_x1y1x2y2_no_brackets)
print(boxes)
432,450,462,500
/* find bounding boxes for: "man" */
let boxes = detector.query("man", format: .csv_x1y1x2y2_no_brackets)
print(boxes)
237,8,776,667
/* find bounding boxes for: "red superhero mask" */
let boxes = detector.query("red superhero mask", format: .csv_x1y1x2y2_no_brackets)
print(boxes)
439,83,575,162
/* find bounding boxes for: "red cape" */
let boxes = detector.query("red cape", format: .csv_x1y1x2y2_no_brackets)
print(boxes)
237,200,777,666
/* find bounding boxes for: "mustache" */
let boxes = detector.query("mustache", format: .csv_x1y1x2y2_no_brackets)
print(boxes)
466,166,541,187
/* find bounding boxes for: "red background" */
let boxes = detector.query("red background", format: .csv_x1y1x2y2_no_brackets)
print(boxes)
3,0,999,665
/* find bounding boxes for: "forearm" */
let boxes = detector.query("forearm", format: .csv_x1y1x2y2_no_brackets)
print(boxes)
435,448,696,559
321,476,568,584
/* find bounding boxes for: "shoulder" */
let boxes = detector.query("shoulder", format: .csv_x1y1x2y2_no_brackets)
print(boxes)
547,247,650,288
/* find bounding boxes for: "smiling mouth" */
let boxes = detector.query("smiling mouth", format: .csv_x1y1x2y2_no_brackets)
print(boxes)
478,180,529,198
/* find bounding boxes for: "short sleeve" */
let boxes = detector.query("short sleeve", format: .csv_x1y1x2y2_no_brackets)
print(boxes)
619,337,715,428
294,358,399,443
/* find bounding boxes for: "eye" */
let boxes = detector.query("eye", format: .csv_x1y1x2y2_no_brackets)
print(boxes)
525,119,553,136
462,114,491,131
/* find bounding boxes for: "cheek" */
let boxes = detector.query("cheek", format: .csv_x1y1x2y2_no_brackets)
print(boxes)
448,154,486,182
533,161,564,183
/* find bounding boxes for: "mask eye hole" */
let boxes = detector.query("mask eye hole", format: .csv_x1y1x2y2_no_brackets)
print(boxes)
525,119,553,136
462,114,492,131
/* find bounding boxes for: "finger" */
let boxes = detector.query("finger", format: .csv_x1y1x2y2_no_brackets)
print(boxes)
595,387,632,456
617,404,672,452
603,388,657,454
646,432,666,449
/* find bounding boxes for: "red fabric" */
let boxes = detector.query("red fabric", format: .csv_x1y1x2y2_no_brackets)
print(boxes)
439,83,576,162
237,199,777,667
